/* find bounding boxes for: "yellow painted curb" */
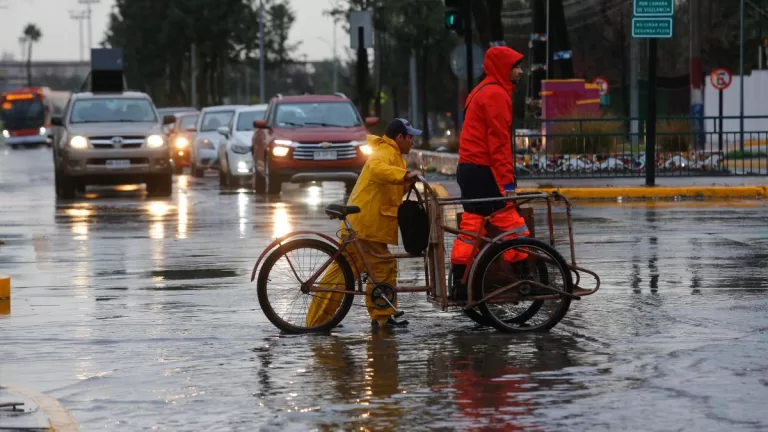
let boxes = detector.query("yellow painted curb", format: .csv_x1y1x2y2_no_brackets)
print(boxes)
518,186,768,200
0,275,9,299
430,183,450,198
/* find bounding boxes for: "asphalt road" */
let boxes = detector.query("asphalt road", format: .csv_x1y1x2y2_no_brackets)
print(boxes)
1,147,768,431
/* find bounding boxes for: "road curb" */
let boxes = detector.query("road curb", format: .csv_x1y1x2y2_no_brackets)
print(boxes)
429,184,768,200
522,186,767,199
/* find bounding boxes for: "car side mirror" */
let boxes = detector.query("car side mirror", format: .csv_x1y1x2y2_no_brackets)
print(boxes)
254,120,267,129
51,116,63,126
365,117,379,126
162,115,176,125
217,126,230,137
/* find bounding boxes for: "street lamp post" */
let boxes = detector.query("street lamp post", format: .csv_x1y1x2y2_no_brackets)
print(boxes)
69,10,88,62
79,0,100,58
259,0,265,103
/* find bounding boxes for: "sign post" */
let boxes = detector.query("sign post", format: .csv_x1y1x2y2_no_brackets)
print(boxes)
349,10,373,117
710,67,733,152
632,0,674,187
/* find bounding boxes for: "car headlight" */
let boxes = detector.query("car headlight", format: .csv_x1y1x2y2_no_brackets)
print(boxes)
274,139,293,146
272,146,290,157
359,144,373,155
69,135,88,149
2,130,8,138
175,137,189,149
231,144,251,154
199,139,214,150
39,127,46,135
146,134,164,148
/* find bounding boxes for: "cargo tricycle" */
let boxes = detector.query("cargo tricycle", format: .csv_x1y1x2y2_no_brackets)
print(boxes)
251,177,600,333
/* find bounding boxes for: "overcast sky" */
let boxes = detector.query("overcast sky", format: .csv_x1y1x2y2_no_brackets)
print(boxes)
0,0,350,62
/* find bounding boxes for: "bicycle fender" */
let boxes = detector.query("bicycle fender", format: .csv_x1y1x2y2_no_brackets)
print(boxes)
250,231,343,282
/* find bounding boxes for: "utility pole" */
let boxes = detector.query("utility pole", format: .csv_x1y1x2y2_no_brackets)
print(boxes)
79,0,100,57
739,0,745,152
545,0,550,79
259,0,266,103
69,10,88,62
630,39,639,145
689,0,704,150
464,0,474,93
333,17,338,93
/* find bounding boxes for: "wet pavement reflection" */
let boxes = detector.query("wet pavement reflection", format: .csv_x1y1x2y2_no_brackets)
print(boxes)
2,149,768,431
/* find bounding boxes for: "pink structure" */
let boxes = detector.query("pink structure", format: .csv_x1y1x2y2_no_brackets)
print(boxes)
540,79,601,136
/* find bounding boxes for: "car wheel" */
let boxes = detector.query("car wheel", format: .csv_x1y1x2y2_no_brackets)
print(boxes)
253,171,266,194
147,174,173,197
55,170,77,199
219,166,229,187
264,157,282,195
191,165,204,178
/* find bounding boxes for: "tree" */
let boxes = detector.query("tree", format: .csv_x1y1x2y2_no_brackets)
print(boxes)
22,24,42,87
103,0,299,107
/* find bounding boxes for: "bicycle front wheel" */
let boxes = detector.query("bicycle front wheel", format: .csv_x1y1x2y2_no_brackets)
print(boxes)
257,238,355,333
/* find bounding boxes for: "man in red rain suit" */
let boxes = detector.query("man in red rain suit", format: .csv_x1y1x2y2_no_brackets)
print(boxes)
450,46,530,298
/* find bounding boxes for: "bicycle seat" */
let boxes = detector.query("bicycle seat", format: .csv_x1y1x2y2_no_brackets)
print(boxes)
325,204,361,220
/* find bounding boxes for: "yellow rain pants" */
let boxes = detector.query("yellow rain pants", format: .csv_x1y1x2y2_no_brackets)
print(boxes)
306,238,398,326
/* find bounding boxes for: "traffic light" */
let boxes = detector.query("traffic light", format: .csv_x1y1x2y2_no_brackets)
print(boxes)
444,0,465,35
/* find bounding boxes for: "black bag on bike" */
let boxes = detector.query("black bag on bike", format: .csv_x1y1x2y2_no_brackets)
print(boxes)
398,185,430,256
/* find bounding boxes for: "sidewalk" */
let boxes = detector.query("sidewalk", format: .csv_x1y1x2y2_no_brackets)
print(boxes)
431,177,768,200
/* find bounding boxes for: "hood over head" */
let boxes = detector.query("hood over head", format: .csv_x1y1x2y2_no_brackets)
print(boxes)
482,46,524,91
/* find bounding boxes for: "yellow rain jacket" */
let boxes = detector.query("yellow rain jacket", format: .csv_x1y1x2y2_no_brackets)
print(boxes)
344,134,409,245
306,134,408,327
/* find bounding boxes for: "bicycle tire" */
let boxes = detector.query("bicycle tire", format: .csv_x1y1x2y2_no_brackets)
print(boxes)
473,237,573,333
257,238,355,334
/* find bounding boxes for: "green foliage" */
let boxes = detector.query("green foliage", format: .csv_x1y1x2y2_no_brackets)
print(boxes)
103,0,299,107
549,111,624,155
656,119,693,153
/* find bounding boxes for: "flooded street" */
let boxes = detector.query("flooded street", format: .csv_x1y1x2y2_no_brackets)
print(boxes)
2,148,768,431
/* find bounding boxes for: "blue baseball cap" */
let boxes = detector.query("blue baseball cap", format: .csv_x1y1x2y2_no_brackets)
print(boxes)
386,118,422,138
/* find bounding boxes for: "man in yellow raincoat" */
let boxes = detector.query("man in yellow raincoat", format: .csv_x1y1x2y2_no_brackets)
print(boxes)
306,118,423,329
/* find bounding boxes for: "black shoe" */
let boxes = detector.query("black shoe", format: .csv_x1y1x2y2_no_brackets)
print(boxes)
371,317,410,329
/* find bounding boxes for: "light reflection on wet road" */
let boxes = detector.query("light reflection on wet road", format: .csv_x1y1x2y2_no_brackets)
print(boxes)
2,148,768,431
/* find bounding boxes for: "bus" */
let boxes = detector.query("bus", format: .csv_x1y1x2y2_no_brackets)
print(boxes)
1,87,71,148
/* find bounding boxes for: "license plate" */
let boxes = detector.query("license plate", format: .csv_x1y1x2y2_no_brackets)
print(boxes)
314,150,337,161
105,159,130,168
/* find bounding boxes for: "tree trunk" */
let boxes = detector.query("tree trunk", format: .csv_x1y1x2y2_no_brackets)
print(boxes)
26,43,32,87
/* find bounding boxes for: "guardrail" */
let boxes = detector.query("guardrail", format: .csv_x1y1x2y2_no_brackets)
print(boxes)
512,115,768,178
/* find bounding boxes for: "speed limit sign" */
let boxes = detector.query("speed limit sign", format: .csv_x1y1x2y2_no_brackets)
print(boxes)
710,68,732,91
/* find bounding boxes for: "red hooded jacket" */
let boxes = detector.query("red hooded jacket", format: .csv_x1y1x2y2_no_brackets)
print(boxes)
458,46,524,192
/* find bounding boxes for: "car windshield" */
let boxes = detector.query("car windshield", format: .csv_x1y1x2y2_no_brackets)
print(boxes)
0,98,45,129
70,98,157,123
200,111,234,132
236,110,266,131
274,102,362,128
180,115,198,130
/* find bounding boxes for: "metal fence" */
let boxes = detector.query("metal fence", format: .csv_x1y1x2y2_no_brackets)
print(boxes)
513,115,768,178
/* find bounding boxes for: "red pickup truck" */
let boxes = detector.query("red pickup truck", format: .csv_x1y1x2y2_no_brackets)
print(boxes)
251,93,378,195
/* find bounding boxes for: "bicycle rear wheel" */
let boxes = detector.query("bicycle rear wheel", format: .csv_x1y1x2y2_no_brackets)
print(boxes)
257,238,355,333
473,237,573,333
